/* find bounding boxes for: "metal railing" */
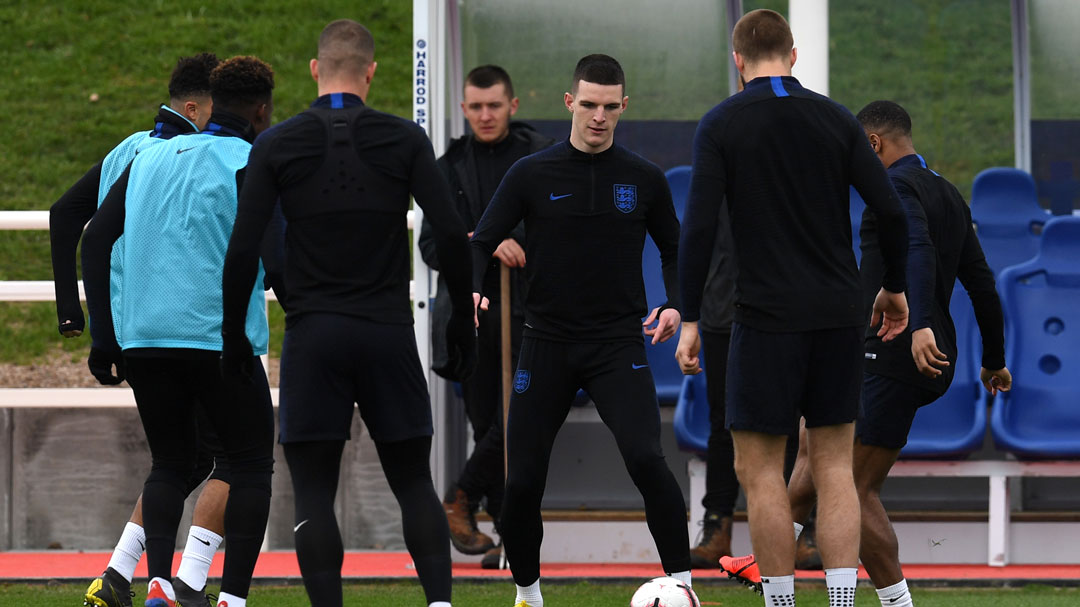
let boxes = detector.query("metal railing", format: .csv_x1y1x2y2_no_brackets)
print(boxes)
0,210,416,407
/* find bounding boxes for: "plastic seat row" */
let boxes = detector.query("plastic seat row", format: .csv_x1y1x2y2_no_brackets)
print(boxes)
671,165,1080,459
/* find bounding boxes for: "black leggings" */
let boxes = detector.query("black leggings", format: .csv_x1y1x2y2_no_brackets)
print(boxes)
501,337,691,585
125,355,274,598
284,437,451,606
457,302,523,524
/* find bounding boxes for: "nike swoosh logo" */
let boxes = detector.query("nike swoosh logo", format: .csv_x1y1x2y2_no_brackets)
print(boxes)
176,147,195,154
632,363,648,369
294,519,309,533
549,193,572,200
137,540,145,552
195,536,211,546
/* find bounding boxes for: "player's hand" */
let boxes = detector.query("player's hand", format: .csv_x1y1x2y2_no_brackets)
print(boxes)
59,318,84,338
871,288,909,342
980,367,1012,396
445,310,478,381
675,322,702,375
88,346,125,385
493,238,526,268
911,327,949,378
220,329,254,383
472,292,489,328
643,306,680,345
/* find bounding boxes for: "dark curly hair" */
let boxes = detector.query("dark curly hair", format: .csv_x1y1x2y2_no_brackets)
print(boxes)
857,100,912,139
209,55,275,111
168,52,219,100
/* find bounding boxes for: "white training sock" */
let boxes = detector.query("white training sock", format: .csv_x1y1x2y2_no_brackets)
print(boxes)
107,522,145,582
217,591,246,607
877,579,914,607
825,567,858,607
429,602,452,607
762,573,796,607
668,570,692,586
148,577,175,601
793,522,804,541
176,525,222,591
515,579,543,607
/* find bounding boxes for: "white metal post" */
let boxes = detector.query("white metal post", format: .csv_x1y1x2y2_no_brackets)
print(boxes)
413,0,451,494
687,458,707,542
788,0,829,96
988,474,1010,566
1011,0,1031,172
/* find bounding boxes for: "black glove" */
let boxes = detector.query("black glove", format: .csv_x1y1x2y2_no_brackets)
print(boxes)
220,328,255,383
58,315,85,338
88,346,124,385
444,310,478,382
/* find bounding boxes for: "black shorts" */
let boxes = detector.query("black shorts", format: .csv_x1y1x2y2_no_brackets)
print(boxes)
726,322,863,435
278,313,432,444
856,372,940,449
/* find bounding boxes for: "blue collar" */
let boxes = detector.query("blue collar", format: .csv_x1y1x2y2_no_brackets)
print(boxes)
151,105,199,139
311,92,365,109
743,75,802,97
891,153,939,176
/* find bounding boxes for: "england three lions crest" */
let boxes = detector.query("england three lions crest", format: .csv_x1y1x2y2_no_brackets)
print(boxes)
613,184,637,213
514,370,531,393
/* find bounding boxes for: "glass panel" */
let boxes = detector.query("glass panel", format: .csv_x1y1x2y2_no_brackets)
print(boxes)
830,0,1014,199
1029,0,1080,120
1029,0,1080,213
459,0,728,121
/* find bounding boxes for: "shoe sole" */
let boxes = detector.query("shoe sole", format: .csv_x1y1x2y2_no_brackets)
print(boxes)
85,578,123,607
145,599,172,607
719,563,763,595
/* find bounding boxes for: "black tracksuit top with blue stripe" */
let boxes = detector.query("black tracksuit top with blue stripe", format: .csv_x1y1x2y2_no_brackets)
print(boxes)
861,153,1005,394
469,140,681,343
680,75,910,332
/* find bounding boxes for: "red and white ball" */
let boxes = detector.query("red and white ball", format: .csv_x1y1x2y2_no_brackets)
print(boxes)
628,576,700,607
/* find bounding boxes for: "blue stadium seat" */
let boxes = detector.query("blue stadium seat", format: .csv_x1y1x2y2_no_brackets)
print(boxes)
641,165,692,404
850,186,866,265
970,167,1050,274
674,373,709,455
991,216,1080,458
899,284,986,458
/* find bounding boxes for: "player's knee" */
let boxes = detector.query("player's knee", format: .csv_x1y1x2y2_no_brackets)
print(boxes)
147,466,196,494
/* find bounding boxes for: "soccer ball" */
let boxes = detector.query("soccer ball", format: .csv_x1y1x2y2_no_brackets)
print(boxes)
628,576,700,607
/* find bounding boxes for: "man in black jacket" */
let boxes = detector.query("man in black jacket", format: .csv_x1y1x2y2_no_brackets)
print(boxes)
418,65,553,566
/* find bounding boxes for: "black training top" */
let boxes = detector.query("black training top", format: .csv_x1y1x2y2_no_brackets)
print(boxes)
861,154,1005,394
49,106,198,335
698,205,736,334
222,93,472,336
680,75,909,332
469,140,681,343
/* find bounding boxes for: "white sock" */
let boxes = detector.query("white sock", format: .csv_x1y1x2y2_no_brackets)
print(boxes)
825,567,858,607
668,570,691,586
429,602,451,607
176,526,222,591
515,579,543,607
877,579,913,607
107,522,145,583
148,577,175,601
762,573,796,607
217,591,245,607
793,522,804,541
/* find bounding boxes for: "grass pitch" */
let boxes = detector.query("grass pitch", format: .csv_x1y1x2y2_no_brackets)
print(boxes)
1,581,1079,606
